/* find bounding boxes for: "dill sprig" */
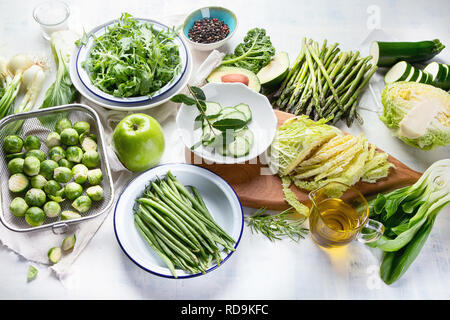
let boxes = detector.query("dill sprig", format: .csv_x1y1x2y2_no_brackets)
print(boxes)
245,207,309,242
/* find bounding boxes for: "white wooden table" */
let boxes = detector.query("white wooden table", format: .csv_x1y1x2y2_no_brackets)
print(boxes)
0,0,449,300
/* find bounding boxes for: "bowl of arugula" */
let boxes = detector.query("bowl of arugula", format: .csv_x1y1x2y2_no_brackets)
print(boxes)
75,13,189,105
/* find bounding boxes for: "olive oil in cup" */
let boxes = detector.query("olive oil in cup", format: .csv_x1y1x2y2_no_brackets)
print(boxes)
308,182,384,248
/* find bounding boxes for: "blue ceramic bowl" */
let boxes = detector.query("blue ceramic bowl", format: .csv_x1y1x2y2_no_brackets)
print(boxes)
182,6,238,51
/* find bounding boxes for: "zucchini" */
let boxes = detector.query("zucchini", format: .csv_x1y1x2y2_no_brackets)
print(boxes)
227,136,250,158
234,103,252,121
424,62,450,90
384,61,412,84
370,39,445,67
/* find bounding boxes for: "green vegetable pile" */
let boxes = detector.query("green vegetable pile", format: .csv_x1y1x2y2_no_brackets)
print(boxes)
4,117,104,227
82,13,182,98
133,171,236,278
368,159,450,284
272,37,377,126
221,28,275,74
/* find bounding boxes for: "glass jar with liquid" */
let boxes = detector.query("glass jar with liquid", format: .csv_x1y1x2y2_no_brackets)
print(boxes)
33,1,70,40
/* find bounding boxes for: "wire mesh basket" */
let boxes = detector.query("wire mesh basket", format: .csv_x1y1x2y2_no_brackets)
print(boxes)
0,104,114,233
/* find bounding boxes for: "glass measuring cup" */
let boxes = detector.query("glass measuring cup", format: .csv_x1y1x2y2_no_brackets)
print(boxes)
308,181,384,248
33,1,70,40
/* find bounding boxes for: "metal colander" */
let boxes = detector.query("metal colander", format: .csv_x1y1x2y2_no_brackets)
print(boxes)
0,104,114,233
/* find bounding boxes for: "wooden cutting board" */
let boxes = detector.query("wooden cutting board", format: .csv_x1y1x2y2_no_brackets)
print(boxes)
185,110,422,210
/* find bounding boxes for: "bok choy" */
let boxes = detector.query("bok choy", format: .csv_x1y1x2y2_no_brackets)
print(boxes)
368,159,450,284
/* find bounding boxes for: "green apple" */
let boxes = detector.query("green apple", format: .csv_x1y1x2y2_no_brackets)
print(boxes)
112,113,165,172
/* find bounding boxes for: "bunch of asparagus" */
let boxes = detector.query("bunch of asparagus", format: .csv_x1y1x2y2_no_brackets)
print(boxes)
272,37,378,126
133,171,236,277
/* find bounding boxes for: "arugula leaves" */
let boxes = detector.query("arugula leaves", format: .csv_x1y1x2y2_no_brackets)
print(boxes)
82,13,181,98
221,28,275,74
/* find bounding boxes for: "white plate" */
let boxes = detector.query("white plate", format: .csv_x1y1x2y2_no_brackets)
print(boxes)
113,163,244,279
74,18,188,104
176,83,278,164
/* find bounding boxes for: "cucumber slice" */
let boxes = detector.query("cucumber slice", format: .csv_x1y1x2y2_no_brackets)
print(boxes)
217,110,248,122
384,61,412,84
204,101,222,117
9,173,30,193
201,125,222,146
234,104,252,122
215,144,229,156
227,136,250,158
256,52,290,88
219,107,237,117
234,128,254,145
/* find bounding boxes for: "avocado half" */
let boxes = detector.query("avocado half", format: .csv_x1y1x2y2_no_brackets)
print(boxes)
257,52,290,88
206,66,261,92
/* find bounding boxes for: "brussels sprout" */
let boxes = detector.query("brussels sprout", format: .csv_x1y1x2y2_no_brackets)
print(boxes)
82,150,100,168
53,167,72,183
86,185,104,201
87,168,103,185
26,149,46,162
48,192,65,203
25,188,46,207
79,132,97,143
73,121,90,135
55,117,72,134
30,175,47,189
3,135,23,154
66,146,83,163
81,136,97,152
61,210,81,220
45,132,61,148
39,159,58,180
5,152,26,160
8,158,24,174
60,128,79,146
23,136,41,151
25,207,46,227
27,265,38,282
44,180,62,196
65,182,83,200
23,156,41,176
10,197,29,217
58,158,74,169
72,195,92,213
62,234,76,251
49,146,66,162
48,247,62,264
43,201,61,218
72,164,88,184
8,173,29,193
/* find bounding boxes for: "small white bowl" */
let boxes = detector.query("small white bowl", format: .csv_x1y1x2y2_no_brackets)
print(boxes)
176,82,278,164
113,163,244,279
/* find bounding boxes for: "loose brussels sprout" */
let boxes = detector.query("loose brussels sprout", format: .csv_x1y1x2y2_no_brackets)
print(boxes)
60,128,79,146
39,159,58,180
30,175,47,189
26,149,46,162
25,188,47,207
62,234,76,251
66,146,83,163
23,136,41,151
73,121,90,135
48,191,66,203
53,167,72,183
10,197,29,217
8,158,24,174
25,207,46,227
48,247,62,264
65,182,83,200
55,117,72,134
87,168,103,185
58,158,74,169
23,156,41,176
3,135,23,154
49,146,66,162
81,136,97,152
86,185,104,201
72,164,88,184
61,210,81,220
8,173,29,193
27,265,38,282
44,180,62,196
82,150,100,168
43,201,61,218
72,195,92,213
6,152,26,160
46,132,61,148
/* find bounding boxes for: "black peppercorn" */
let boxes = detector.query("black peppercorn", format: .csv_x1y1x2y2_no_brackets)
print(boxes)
188,17,230,44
